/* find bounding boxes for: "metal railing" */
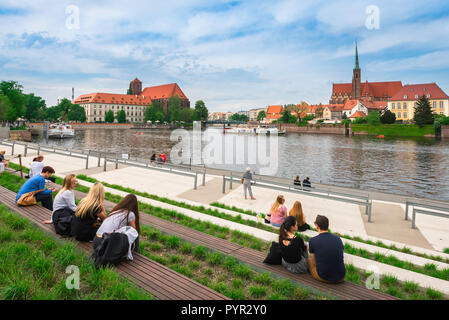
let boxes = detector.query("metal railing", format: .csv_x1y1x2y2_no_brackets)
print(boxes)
222,173,373,222
405,199,449,229
0,139,206,190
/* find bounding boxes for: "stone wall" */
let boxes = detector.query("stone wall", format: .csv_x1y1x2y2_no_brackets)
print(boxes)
0,126,9,139
276,123,347,135
9,130,32,141
26,122,134,129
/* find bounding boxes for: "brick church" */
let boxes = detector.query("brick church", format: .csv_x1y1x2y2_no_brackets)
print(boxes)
329,44,403,105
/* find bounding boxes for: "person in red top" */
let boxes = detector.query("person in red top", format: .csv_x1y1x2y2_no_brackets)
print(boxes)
160,154,166,163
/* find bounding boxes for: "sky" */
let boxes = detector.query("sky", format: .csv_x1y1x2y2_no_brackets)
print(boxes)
1,0,449,113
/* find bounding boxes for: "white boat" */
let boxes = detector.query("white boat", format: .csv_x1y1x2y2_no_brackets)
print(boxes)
48,123,75,138
223,126,285,135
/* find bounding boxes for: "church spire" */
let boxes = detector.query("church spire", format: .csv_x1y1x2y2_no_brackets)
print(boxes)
354,41,360,70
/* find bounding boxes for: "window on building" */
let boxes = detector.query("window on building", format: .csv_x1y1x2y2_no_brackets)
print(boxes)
403,102,407,109
440,101,444,109
433,101,436,108
404,95,407,99
403,112,407,119
427,94,431,98
415,94,418,99
392,103,395,109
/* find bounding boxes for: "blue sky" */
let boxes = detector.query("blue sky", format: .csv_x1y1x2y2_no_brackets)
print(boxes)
1,0,449,112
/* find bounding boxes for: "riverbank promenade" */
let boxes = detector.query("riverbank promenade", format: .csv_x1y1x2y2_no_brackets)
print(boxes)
3,141,449,296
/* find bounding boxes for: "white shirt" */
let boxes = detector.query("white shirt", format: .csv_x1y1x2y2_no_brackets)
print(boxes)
97,210,136,235
51,190,77,222
29,161,44,178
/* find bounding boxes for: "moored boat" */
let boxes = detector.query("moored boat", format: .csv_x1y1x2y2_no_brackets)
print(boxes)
48,123,75,138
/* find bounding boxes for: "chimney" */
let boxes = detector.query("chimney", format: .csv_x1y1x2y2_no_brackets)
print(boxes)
72,87,74,100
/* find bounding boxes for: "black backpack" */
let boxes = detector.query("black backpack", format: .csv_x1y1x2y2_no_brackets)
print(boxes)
90,233,129,268
52,208,75,237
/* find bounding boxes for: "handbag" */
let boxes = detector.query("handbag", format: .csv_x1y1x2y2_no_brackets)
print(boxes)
240,178,244,184
17,189,45,206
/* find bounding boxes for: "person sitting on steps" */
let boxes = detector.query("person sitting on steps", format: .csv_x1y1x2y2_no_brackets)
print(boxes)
16,166,58,211
43,174,78,225
307,215,346,284
266,195,287,227
279,216,309,274
71,182,107,242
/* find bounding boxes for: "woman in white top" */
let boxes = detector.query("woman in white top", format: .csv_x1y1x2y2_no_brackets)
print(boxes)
93,194,140,251
29,155,44,178
43,174,78,224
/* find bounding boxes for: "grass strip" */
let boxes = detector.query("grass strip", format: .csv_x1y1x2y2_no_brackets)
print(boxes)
0,204,152,300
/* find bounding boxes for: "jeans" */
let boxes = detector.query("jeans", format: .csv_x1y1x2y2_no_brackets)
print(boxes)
243,179,253,198
35,193,53,211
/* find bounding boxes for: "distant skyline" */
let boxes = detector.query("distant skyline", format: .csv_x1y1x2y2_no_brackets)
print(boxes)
1,0,449,112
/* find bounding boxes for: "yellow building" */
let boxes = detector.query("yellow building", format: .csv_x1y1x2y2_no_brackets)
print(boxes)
388,83,449,121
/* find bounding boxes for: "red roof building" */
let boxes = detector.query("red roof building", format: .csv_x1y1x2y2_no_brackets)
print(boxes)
390,83,449,101
265,105,284,123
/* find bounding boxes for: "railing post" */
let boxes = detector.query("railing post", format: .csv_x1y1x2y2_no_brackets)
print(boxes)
194,172,198,190
85,152,89,169
24,144,28,157
230,172,233,190
405,200,409,220
368,201,372,222
115,157,118,169
202,170,206,186
222,175,226,193
98,153,101,167
37,145,40,156
412,209,416,229
11,141,15,155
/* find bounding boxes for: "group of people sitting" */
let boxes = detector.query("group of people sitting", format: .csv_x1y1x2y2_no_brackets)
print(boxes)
150,153,166,165
294,176,312,188
263,195,345,283
15,166,140,266
0,150,9,172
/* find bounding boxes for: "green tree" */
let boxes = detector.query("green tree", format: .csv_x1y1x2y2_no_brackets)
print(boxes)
381,110,396,124
25,93,46,121
0,81,26,121
151,101,164,115
105,110,115,123
45,105,62,122
116,110,127,123
257,110,266,122
366,110,381,125
67,104,86,122
127,88,133,95
144,106,156,122
168,95,181,122
179,108,194,123
155,111,165,123
315,106,324,118
58,98,72,122
0,94,12,122
230,113,248,122
280,110,292,123
342,113,347,120
194,100,208,121
414,95,434,127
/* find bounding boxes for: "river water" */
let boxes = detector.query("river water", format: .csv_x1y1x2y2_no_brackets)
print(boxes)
32,128,449,201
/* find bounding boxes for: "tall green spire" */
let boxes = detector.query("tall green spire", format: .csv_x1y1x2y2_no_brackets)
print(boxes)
354,41,360,70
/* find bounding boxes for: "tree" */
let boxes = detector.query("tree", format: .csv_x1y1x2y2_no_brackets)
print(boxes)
230,113,248,122
381,110,396,124
0,81,26,121
67,104,86,122
152,101,164,115
315,105,324,118
45,105,62,122
179,108,194,123
144,106,156,122
366,110,381,125
25,93,46,121
194,100,208,121
341,113,348,120
414,95,434,127
58,98,72,122
127,88,133,95
257,110,266,122
105,110,115,123
155,111,165,123
0,94,12,123
167,95,181,122
280,110,292,123
116,110,127,123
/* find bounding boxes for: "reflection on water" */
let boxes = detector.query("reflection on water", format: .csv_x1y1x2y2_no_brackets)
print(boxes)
33,128,449,200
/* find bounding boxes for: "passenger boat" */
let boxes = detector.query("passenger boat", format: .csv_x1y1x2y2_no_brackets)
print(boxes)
223,126,285,135
48,123,75,138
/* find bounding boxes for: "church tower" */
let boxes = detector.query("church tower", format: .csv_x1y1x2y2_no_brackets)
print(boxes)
351,42,361,99
129,78,142,95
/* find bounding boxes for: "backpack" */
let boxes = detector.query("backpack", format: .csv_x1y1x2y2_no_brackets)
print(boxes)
90,233,129,268
52,208,75,237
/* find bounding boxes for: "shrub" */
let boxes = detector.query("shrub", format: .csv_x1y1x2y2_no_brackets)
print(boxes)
249,285,267,298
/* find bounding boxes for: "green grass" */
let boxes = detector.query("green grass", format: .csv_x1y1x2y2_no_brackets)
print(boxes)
0,204,152,300
350,124,435,137
444,248,449,254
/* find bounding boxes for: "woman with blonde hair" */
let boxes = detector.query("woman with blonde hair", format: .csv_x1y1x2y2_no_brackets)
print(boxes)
71,182,106,241
267,195,287,227
43,174,78,225
0,150,9,168
289,201,310,232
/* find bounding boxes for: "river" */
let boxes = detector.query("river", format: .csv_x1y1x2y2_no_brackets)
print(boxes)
32,128,449,201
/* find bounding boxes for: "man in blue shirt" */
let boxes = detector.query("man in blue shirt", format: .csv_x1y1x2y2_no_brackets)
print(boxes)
307,215,346,283
16,166,58,211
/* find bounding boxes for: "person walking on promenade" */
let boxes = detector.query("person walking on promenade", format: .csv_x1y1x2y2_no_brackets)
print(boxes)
279,216,309,274
307,215,346,283
44,174,78,224
71,182,107,242
242,167,256,200
289,201,310,232
267,195,287,227
16,166,58,211
303,177,312,188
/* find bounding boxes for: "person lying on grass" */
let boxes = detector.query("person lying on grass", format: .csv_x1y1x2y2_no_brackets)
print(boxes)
16,166,58,211
71,182,106,242
43,174,78,224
